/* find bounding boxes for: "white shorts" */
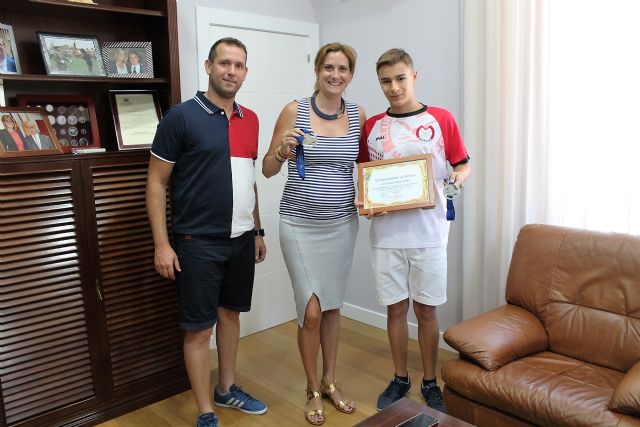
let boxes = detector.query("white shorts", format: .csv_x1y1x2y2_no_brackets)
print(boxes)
372,246,447,307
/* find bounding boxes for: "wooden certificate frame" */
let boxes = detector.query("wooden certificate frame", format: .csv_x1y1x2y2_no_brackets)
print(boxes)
357,154,435,215
109,90,162,150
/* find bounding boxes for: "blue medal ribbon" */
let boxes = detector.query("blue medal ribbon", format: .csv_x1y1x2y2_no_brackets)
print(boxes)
446,199,455,221
295,144,305,179
443,178,460,221
294,129,315,179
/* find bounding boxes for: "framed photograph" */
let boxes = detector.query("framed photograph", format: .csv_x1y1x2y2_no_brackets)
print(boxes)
101,42,153,78
0,107,63,157
357,154,436,215
109,90,162,150
0,22,21,74
37,32,106,77
18,94,101,153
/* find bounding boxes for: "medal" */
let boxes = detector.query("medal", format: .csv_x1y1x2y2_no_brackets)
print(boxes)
443,178,460,221
294,129,317,179
301,131,317,147
443,181,460,200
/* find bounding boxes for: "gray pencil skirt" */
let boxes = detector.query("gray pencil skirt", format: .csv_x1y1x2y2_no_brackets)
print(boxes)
279,214,359,326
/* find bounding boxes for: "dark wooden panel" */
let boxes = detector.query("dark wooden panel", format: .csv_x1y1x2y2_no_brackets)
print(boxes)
90,163,182,391
0,170,96,426
0,0,184,421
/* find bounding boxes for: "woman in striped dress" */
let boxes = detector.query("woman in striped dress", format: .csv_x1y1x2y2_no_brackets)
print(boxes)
263,43,365,425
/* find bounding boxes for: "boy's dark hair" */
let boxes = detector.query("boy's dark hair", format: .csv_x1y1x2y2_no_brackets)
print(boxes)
376,48,414,73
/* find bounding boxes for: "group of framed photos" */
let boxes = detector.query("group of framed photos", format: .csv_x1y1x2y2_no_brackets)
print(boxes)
0,22,154,78
0,91,161,158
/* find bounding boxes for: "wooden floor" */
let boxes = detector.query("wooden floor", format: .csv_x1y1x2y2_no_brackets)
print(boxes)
97,317,457,427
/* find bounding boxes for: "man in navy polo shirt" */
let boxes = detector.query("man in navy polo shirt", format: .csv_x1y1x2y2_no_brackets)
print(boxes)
147,37,267,427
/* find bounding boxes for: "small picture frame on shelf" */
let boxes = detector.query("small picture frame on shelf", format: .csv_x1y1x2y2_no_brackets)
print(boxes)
101,42,154,78
37,32,106,77
18,94,101,153
0,22,21,74
0,107,63,157
109,90,162,150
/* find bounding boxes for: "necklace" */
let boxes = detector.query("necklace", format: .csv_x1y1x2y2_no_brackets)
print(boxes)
310,91,345,120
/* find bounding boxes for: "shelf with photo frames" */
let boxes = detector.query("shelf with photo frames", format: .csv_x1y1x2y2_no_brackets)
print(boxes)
0,0,180,152
0,1,188,427
0,73,169,84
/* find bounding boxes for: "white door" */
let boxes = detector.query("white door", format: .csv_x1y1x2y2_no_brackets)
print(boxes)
196,8,319,337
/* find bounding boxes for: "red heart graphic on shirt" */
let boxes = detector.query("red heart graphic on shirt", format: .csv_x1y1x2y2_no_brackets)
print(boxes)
416,125,434,142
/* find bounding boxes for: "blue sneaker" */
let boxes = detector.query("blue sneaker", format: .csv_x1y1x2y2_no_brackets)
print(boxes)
421,381,446,413
196,412,217,427
214,384,267,415
376,377,411,411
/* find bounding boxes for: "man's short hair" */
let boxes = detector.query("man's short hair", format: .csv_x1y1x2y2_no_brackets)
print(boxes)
376,48,414,73
208,37,248,63
128,51,140,60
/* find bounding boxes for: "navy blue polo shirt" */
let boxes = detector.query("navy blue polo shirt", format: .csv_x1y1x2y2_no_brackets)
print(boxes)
150,92,259,237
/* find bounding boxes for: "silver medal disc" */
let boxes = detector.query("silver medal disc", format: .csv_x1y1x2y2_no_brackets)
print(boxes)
443,182,461,200
302,132,317,147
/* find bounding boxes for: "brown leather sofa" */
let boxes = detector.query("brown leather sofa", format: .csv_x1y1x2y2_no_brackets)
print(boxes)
441,224,640,427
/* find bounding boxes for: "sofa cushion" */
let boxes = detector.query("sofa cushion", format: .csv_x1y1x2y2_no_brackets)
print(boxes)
544,229,640,372
442,351,630,427
610,360,640,415
443,305,548,371
505,225,640,373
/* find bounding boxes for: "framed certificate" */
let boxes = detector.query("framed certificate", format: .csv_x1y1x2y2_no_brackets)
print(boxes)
357,154,435,215
109,90,162,150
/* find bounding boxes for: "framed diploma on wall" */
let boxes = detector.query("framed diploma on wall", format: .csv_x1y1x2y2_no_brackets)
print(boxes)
357,154,436,215
109,90,162,150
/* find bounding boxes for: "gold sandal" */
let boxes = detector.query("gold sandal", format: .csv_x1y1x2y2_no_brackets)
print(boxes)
321,382,355,414
305,389,325,425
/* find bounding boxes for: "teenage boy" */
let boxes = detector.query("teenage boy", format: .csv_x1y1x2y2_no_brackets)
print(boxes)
359,48,471,413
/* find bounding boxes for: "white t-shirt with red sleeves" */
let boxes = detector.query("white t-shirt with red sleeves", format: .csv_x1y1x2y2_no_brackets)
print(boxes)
359,105,469,248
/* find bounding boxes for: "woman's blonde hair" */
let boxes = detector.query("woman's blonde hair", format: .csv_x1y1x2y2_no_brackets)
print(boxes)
313,42,357,92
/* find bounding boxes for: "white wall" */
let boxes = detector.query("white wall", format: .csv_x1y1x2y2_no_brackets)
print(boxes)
310,0,464,335
176,0,464,339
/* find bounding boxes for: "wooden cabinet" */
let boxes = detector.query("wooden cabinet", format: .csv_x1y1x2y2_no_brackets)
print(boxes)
0,153,187,427
0,1,187,426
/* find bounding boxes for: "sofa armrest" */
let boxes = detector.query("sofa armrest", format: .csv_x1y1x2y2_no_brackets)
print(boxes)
443,304,548,371
609,360,640,415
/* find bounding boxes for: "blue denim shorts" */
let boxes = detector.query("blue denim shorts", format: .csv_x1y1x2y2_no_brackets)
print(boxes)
174,231,255,331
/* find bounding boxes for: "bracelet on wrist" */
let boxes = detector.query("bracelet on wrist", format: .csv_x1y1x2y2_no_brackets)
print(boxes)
254,228,265,236
274,146,287,162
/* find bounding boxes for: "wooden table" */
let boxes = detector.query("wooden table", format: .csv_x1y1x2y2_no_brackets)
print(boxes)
354,398,475,427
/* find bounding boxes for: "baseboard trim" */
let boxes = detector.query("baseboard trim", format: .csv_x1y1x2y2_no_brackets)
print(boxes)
341,303,457,354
